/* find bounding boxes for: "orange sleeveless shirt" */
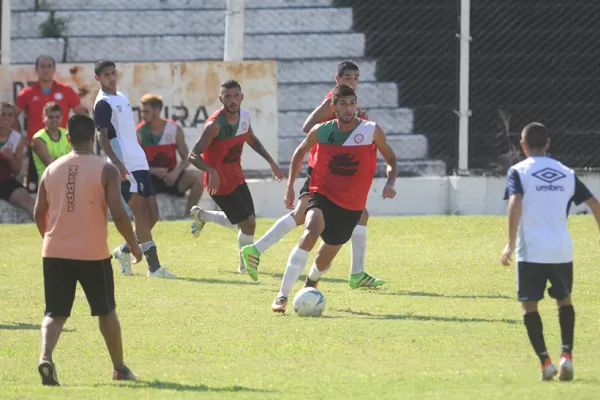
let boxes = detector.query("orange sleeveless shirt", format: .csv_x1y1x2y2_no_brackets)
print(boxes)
42,153,111,261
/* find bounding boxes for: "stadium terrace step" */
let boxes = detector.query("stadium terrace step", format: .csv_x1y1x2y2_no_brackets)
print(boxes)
11,0,334,11
278,133,428,162
12,8,352,38
30,33,365,63
12,38,64,64
277,59,377,84
279,83,398,111
278,108,414,137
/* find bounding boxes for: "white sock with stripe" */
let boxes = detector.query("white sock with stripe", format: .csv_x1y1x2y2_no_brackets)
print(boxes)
238,231,254,271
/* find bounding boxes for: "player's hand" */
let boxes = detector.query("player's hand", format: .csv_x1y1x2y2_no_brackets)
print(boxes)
500,243,514,266
1,146,13,158
270,163,284,182
116,162,130,181
207,169,220,195
382,183,396,199
131,244,143,264
284,185,295,209
357,108,368,120
164,170,180,186
153,168,168,180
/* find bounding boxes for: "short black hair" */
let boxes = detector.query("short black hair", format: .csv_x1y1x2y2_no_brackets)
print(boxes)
332,84,357,105
35,55,56,68
522,122,548,150
337,61,359,77
68,115,95,145
221,79,242,91
94,60,116,76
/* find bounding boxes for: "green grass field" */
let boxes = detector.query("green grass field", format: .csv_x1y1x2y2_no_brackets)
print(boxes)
1,216,599,399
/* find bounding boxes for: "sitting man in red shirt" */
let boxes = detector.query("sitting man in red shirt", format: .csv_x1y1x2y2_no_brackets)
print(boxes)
14,55,87,192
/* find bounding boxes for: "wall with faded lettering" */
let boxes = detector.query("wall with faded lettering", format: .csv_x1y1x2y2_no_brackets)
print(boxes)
0,61,278,169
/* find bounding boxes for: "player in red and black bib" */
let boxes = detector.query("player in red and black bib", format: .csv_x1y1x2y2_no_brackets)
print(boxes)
271,84,398,313
241,62,380,289
188,79,283,273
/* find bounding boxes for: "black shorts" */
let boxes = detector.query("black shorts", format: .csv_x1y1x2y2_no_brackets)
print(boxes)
150,173,185,197
0,177,26,201
43,257,116,317
299,166,313,199
210,182,255,225
306,192,362,246
26,147,38,193
121,170,156,203
517,261,573,302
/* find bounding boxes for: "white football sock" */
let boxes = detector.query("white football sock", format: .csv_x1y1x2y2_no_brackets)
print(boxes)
350,225,367,275
277,246,310,298
200,209,235,229
238,231,254,270
308,262,331,281
254,213,298,254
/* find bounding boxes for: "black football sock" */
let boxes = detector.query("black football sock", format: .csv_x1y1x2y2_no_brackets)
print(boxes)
558,305,575,356
524,311,549,364
141,241,161,273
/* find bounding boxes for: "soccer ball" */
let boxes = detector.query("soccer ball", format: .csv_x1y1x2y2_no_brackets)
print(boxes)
293,287,326,317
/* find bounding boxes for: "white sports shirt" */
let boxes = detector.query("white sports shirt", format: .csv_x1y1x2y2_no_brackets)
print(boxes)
93,90,148,172
504,156,592,264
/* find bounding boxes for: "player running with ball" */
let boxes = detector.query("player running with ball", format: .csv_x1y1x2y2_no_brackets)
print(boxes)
271,84,397,312
241,61,384,289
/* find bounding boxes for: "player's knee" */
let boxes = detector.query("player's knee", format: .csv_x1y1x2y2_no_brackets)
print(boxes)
359,209,369,225
239,215,256,235
292,209,306,225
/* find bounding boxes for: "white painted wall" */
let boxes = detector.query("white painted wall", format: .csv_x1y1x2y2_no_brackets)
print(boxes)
3,174,597,223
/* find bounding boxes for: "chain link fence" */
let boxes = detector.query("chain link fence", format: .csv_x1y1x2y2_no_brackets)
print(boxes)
470,0,600,174
9,0,598,177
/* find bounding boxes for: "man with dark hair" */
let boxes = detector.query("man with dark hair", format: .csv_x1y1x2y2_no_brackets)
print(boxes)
14,54,86,193
31,102,71,179
188,79,283,273
138,93,205,220
0,102,34,218
34,114,141,386
271,84,397,312
241,61,383,288
501,122,600,381
94,60,176,279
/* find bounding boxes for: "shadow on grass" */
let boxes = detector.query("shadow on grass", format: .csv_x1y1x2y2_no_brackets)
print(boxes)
0,322,74,332
100,380,273,393
178,277,258,286
381,290,511,300
332,308,520,325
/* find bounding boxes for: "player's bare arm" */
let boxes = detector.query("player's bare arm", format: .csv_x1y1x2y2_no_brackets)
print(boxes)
12,106,23,132
33,138,54,167
188,121,220,194
583,196,600,234
164,125,191,185
245,126,283,181
285,128,318,209
3,135,26,174
374,125,397,199
72,104,88,115
96,127,128,178
501,193,523,266
302,98,334,133
102,163,142,263
33,177,49,238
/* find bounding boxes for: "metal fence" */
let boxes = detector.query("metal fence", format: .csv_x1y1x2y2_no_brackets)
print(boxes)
5,0,600,176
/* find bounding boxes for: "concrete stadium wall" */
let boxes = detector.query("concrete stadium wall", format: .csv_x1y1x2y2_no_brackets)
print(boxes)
4,174,597,223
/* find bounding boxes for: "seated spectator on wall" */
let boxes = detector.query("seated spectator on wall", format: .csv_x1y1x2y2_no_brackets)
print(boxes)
137,94,204,218
32,102,72,179
0,103,34,219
